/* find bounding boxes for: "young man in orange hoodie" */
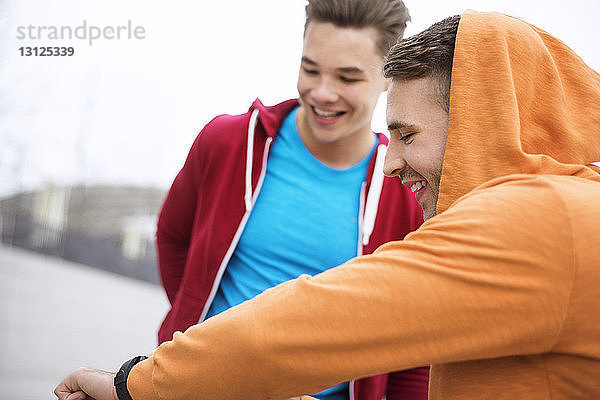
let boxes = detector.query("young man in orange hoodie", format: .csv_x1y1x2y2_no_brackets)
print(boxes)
55,10,600,400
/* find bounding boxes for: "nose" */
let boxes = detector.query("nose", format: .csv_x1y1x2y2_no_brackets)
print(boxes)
312,77,338,104
383,142,407,177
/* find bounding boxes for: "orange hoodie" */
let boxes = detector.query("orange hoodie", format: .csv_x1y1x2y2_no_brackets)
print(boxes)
128,10,600,400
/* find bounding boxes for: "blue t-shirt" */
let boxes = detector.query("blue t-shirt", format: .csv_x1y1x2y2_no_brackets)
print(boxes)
207,107,375,399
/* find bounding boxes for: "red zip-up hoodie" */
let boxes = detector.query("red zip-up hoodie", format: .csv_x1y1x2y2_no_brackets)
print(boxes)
156,98,427,399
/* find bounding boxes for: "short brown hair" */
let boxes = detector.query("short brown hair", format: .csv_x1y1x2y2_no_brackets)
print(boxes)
304,0,411,57
384,15,460,112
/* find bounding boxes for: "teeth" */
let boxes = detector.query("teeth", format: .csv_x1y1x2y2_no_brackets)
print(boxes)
314,107,340,118
410,181,426,193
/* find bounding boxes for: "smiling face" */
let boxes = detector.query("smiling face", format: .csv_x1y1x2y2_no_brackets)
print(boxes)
296,21,389,165
384,77,449,220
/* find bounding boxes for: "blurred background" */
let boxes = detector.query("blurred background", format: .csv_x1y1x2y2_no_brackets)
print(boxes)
1,0,599,398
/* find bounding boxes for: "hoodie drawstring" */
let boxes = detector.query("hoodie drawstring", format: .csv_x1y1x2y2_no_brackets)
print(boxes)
245,109,260,212
362,144,387,247
246,109,386,246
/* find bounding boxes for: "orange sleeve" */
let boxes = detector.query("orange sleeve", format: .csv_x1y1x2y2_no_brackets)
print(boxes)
127,357,158,399
128,177,574,400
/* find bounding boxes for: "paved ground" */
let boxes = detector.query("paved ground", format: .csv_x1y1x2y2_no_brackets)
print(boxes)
0,244,169,400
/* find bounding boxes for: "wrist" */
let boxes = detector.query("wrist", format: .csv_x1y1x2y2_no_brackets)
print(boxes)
114,356,148,400
112,375,118,400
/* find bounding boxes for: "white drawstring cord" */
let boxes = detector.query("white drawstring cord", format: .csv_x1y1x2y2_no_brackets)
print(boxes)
362,144,387,246
245,109,260,212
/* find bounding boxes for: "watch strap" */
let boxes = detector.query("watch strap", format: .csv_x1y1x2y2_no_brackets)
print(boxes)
114,355,148,400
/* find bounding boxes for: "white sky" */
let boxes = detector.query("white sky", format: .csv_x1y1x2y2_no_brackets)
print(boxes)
1,0,599,197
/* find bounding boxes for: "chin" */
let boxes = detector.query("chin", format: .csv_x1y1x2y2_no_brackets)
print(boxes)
310,128,344,144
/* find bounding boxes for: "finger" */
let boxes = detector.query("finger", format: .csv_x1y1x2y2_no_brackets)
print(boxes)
65,391,88,400
54,381,79,400
55,368,86,399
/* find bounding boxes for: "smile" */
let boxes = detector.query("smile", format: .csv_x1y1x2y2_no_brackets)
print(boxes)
312,106,345,118
410,181,427,193
310,106,347,126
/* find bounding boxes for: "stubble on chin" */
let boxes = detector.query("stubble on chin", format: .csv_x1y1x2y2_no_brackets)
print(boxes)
422,207,436,222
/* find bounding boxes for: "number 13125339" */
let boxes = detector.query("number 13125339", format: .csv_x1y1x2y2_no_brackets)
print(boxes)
19,46,75,56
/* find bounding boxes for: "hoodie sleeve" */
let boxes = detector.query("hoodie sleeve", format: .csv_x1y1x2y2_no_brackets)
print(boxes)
156,132,205,305
128,177,574,400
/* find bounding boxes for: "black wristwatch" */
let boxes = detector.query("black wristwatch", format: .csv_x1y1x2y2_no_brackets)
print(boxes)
114,355,148,400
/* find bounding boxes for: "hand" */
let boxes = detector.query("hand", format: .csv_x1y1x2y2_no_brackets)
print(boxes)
54,367,118,400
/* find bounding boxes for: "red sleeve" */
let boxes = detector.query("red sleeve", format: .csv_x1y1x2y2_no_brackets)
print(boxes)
386,366,430,400
156,133,204,305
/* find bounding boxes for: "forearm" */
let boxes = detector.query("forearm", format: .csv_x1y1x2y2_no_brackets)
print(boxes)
128,232,569,400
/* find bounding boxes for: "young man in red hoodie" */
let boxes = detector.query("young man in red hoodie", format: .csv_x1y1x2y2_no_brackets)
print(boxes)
153,1,427,398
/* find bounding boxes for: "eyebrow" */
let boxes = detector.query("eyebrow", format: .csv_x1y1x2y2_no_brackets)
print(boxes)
301,56,365,75
387,120,420,132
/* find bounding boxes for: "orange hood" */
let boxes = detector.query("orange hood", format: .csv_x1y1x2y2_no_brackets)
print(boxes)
438,10,600,214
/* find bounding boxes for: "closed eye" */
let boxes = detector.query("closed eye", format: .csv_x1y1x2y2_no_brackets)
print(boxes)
302,67,318,75
340,76,360,83
400,132,415,144
387,121,420,144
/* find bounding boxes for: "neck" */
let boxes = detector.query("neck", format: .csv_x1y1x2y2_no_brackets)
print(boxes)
296,106,376,169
